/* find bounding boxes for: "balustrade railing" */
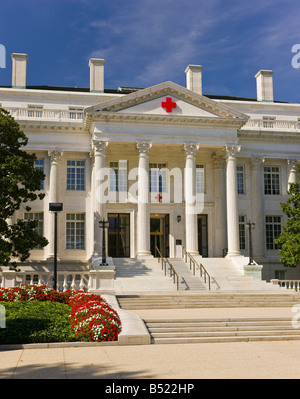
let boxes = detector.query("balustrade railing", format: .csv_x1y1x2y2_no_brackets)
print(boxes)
271,279,300,291
5,107,83,122
243,119,300,131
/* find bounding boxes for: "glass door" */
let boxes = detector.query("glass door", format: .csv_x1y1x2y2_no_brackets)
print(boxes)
108,213,130,257
150,215,169,257
198,214,208,257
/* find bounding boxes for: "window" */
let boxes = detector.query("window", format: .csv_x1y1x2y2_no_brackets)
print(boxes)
239,215,246,250
110,161,127,192
275,270,286,280
265,216,281,250
34,159,44,190
66,213,85,250
28,105,43,118
264,166,280,195
263,116,275,128
196,165,205,194
237,165,245,194
69,107,83,120
24,212,44,249
149,163,167,193
67,160,85,191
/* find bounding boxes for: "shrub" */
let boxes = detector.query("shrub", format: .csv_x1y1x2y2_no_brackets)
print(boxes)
0,285,121,343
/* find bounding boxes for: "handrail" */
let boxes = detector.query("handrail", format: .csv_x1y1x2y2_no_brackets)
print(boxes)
155,246,179,290
181,245,220,290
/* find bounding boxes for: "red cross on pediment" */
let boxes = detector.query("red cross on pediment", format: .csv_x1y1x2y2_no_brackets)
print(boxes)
161,97,176,113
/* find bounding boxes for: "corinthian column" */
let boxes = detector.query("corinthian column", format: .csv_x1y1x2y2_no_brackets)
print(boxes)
92,140,108,256
225,145,241,257
184,143,199,255
47,150,63,258
250,157,265,259
212,152,227,256
136,142,152,258
287,159,298,189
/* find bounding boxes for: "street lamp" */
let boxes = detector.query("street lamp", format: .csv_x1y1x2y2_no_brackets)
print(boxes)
246,220,255,265
49,202,63,290
99,218,109,265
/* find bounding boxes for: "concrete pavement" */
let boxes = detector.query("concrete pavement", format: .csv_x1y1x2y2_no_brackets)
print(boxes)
1,306,300,379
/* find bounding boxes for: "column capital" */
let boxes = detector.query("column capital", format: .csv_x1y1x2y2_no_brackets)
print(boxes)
136,141,152,156
48,150,63,164
184,143,199,159
92,140,108,155
287,159,298,173
225,145,241,160
250,156,265,170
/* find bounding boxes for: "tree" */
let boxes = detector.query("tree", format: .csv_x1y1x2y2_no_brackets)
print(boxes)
275,163,300,267
0,108,48,269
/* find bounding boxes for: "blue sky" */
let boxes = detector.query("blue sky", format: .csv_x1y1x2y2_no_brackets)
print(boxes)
1,0,300,102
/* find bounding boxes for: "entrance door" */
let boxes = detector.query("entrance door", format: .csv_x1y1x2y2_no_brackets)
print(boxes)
150,214,169,257
198,214,208,257
108,213,130,257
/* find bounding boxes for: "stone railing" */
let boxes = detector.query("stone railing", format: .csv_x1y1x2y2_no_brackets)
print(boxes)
5,107,83,122
242,119,300,131
0,267,115,294
271,279,300,290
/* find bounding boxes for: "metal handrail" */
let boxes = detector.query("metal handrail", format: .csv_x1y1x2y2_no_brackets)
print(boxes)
181,245,220,290
155,246,179,290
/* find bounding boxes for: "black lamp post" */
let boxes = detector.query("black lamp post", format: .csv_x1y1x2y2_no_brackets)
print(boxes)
99,219,109,265
49,203,63,290
246,220,255,265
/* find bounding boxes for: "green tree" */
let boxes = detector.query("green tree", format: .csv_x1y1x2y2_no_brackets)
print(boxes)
0,108,48,269
275,162,300,267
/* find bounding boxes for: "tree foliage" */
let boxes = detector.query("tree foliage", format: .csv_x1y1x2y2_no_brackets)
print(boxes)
275,163,300,267
0,108,48,269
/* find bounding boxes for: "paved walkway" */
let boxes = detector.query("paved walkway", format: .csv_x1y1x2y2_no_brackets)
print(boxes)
1,307,300,379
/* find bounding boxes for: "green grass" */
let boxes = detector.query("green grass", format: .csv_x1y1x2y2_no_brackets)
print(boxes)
0,301,77,345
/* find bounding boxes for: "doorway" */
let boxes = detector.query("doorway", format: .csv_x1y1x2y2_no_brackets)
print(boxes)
108,213,130,257
150,214,169,257
198,214,208,257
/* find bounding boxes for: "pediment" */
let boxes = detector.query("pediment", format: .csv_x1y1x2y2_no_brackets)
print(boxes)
85,81,249,126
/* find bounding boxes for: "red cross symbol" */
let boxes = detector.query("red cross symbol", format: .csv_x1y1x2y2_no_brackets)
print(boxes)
155,193,162,202
161,97,176,113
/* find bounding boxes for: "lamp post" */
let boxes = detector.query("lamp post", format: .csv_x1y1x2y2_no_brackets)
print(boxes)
49,203,63,290
246,220,255,265
99,218,109,265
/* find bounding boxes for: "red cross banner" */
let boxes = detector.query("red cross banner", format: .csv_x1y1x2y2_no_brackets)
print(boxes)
161,97,176,113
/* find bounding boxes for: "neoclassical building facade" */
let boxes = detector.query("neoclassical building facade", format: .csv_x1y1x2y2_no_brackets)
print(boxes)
1,53,299,281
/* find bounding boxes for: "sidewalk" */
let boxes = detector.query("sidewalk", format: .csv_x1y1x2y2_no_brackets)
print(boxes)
1,307,300,379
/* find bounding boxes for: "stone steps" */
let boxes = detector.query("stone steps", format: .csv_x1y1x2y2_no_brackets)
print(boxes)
144,317,300,344
117,293,300,309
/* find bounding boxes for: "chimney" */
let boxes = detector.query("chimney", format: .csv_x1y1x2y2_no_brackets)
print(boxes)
11,53,28,89
185,64,203,95
255,70,274,102
89,58,105,92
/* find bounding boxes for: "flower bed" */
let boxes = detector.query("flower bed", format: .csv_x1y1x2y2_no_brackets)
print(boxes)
0,285,121,343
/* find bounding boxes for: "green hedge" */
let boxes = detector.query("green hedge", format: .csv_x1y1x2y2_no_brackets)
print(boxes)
0,301,77,344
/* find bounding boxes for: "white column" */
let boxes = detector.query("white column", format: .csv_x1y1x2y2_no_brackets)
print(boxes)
225,145,241,257
212,152,227,256
287,159,298,189
184,144,199,255
250,157,265,259
47,150,63,258
136,142,152,258
92,140,108,256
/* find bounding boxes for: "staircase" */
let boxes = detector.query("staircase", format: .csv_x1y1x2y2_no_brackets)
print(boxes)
144,317,300,344
113,258,177,294
167,259,206,291
117,292,300,309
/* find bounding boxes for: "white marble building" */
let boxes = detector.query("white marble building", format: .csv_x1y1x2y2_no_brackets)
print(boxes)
1,53,299,282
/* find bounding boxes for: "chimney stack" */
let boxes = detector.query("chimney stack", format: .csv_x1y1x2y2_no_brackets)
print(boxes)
185,65,203,95
89,58,105,92
11,53,28,89
255,70,274,102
